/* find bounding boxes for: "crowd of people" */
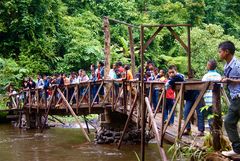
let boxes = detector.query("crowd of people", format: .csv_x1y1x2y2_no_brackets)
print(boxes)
7,41,240,157
10,57,220,136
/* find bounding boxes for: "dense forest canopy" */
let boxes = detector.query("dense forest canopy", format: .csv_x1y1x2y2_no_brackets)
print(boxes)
0,0,240,90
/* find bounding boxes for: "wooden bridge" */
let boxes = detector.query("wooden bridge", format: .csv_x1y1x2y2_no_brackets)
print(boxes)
8,79,230,161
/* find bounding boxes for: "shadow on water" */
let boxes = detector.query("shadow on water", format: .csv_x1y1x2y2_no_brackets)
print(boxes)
0,124,173,161
0,111,11,123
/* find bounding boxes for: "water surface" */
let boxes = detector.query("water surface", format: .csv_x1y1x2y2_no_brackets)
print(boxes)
0,124,164,161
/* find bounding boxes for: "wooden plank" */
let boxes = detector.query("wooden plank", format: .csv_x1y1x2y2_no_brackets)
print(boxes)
148,83,153,107
142,24,191,27
36,89,39,113
177,84,184,139
129,82,132,107
88,82,91,113
123,80,127,114
65,87,69,113
142,26,163,53
174,82,208,90
154,90,164,117
101,84,113,104
69,86,77,105
112,80,114,111
106,16,136,27
160,88,166,146
78,84,90,107
91,82,103,105
167,27,188,52
28,89,31,113
76,85,79,114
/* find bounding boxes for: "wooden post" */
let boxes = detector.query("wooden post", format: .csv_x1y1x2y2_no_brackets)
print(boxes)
57,88,91,142
128,26,135,77
28,89,31,113
104,17,110,79
103,17,111,124
140,25,146,161
187,26,192,78
123,80,127,114
76,85,79,114
88,82,91,113
212,83,222,150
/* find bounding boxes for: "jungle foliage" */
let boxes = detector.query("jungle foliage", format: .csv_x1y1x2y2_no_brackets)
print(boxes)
0,0,240,90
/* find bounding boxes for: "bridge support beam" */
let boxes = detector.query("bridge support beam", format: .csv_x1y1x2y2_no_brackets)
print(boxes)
57,88,91,142
212,83,222,150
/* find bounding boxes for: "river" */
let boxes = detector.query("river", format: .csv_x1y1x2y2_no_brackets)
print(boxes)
0,124,168,161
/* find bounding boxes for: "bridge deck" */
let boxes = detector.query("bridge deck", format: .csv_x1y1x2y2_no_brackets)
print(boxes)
155,113,205,147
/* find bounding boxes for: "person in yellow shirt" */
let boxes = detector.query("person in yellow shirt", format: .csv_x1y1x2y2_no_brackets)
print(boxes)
159,69,166,82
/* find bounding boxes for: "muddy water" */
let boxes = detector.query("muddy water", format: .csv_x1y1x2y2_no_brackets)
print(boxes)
0,124,169,161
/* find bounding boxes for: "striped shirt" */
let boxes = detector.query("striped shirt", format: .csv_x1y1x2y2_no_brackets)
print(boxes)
202,70,221,106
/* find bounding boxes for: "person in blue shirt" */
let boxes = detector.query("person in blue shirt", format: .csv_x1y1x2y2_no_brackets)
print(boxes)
220,41,240,157
166,65,205,136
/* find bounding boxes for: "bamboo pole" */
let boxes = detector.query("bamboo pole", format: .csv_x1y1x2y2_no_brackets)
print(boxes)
145,97,167,161
140,25,146,161
57,88,91,142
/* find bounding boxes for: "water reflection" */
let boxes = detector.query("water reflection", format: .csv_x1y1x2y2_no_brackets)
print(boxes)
0,124,165,161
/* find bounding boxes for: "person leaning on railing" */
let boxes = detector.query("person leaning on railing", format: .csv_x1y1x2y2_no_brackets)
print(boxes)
165,65,205,136
219,41,240,157
165,65,184,126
